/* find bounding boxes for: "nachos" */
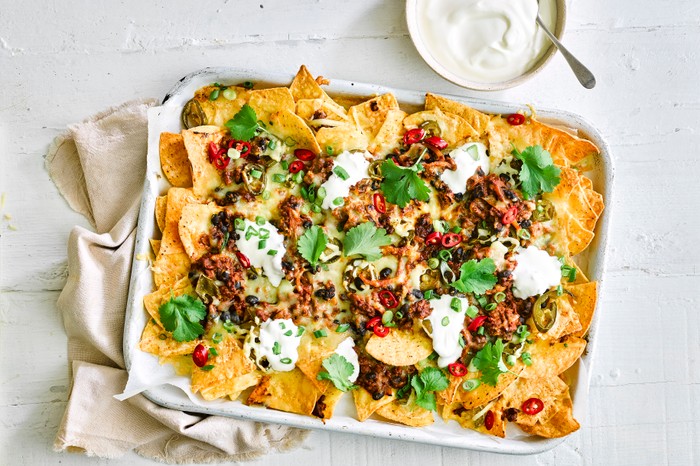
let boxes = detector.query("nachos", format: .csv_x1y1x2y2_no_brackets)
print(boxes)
139,66,604,438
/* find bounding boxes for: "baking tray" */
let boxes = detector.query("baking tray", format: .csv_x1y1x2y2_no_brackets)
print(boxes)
123,67,614,455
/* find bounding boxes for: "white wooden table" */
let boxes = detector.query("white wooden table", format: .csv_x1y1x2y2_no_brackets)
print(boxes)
1,1,698,464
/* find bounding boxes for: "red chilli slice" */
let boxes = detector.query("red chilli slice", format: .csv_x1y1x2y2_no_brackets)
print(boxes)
366,317,382,330
373,193,387,213
229,140,251,157
506,113,526,126
403,127,425,145
484,410,495,430
236,252,251,268
294,148,316,162
447,362,468,377
289,160,306,174
467,315,488,332
502,205,518,225
373,324,390,338
192,344,209,368
378,290,398,309
441,233,462,248
425,231,442,245
522,397,545,415
424,136,448,150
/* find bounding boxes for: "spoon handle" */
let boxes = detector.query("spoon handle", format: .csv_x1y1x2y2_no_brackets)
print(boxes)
536,16,596,89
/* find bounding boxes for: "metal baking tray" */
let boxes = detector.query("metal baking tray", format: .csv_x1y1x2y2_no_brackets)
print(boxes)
123,67,614,455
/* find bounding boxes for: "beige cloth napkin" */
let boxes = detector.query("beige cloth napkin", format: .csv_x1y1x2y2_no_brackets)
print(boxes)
45,99,309,463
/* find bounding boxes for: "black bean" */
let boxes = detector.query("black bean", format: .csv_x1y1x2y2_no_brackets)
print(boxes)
247,272,258,280
217,270,230,281
498,270,512,279
411,289,423,299
367,372,376,380
455,192,464,201
504,189,519,201
245,295,259,305
233,281,242,289
379,267,392,279
302,219,312,229
354,277,365,291
505,408,518,422
220,311,231,322
519,219,532,228
371,180,381,190
453,247,465,261
282,260,294,271
372,392,384,400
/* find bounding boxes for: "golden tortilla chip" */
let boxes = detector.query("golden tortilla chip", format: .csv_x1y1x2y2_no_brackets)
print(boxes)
348,93,400,140
522,336,587,379
266,109,321,154
365,329,433,366
151,252,191,288
313,386,345,420
139,319,199,357
290,65,348,119
142,276,193,328
440,400,506,438
566,281,597,337
190,85,252,127
159,132,193,188
295,98,350,123
518,389,580,438
353,387,395,421
159,188,198,256
403,108,477,147
247,369,321,415
155,195,167,232
539,292,582,340
368,109,407,156
149,238,161,257
452,365,523,409
178,203,221,261
499,375,569,427
425,93,490,136
192,334,260,401
376,400,434,427
248,87,296,122
315,125,370,153
181,128,227,200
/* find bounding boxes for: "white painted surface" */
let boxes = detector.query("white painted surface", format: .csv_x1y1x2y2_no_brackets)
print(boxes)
0,1,698,465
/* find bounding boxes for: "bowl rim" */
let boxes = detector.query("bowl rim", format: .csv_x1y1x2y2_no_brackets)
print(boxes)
405,0,568,91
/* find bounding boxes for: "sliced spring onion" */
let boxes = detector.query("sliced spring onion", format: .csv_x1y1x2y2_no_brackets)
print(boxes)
333,166,350,180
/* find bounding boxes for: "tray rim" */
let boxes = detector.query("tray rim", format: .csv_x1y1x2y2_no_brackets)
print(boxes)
123,66,615,456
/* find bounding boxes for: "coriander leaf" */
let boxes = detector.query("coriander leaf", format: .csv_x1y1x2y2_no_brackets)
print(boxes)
472,339,508,386
316,353,357,392
225,104,259,141
450,258,497,295
513,145,561,199
410,367,449,411
297,225,328,267
343,222,392,261
380,159,431,208
159,294,206,342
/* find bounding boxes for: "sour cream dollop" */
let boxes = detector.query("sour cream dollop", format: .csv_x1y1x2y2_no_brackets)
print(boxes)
256,318,302,372
235,218,286,286
440,142,489,194
511,246,561,299
425,295,468,368
333,338,360,382
320,150,370,209
416,0,557,83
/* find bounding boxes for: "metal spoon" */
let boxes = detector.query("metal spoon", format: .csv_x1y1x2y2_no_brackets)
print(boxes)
536,5,596,89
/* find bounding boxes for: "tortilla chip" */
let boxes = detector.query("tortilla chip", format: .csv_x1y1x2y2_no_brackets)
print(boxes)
518,389,580,438
295,98,350,123
192,334,259,401
365,329,433,366
178,203,221,261
142,276,193,328
313,387,345,420
151,252,191,288
139,319,199,357
522,336,587,379
499,375,569,427
159,188,198,255
538,292,582,340
440,400,506,438
566,281,597,337
159,132,193,188
266,109,321,154
247,369,321,415
353,387,395,421
376,401,434,427
155,195,167,232
248,87,296,122
190,85,252,127
348,93,400,140
149,239,161,257
368,109,407,156
452,366,523,409
425,93,491,136
290,65,348,119
315,125,370,153
181,128,227,200
403,108,477,146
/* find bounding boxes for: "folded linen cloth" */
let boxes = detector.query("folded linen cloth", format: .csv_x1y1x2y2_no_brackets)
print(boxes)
46,99,308,463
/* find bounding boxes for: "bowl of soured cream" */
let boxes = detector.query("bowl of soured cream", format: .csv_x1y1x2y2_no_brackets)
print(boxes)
406,0,565,91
